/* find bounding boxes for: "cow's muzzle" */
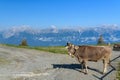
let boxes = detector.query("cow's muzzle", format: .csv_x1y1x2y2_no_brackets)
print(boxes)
68,52,74,58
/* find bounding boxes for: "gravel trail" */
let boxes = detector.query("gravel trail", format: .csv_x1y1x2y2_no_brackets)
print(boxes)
0,45,119,80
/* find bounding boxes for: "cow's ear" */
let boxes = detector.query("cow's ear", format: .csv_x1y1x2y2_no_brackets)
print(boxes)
75,46,79,50
67,42,72,46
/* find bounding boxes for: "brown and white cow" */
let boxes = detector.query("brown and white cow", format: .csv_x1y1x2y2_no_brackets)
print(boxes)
65,42,112,74
113,44,120,51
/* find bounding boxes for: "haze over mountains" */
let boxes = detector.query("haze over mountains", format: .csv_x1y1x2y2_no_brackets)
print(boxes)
0,25,120,46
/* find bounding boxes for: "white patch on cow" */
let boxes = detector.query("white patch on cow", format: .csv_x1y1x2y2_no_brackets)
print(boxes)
68,52,74,58
68,52,72,56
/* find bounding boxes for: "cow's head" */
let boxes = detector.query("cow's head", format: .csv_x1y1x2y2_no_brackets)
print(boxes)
65,42,77,57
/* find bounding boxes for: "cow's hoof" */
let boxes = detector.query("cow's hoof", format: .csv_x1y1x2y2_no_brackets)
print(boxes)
102,72,106,75
84,72,88,75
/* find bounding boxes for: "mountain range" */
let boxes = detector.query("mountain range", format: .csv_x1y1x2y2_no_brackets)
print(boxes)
0,25,120,46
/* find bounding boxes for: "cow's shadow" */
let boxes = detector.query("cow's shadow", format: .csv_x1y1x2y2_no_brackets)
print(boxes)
52,64,102,74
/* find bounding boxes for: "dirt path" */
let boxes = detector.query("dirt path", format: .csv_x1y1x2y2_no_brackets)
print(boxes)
0,45,119,80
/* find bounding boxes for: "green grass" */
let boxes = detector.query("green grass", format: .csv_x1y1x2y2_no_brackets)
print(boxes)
33,46,67,54
1,42,120,54
117,63,120,80
0,44,67,54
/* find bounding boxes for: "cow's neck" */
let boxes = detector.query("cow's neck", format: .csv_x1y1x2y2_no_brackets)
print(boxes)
72,46,77,55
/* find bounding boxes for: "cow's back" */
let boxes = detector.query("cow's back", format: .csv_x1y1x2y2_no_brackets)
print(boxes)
76,46,111,61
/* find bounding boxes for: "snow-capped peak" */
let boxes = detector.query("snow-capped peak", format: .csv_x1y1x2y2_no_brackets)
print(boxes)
50,25,58,33
2,25,38,38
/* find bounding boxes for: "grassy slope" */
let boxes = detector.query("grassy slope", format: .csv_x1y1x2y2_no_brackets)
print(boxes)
0,43,117,54
0,44,68,54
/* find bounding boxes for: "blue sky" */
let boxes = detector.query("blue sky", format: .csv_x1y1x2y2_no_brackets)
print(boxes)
0,0,120,29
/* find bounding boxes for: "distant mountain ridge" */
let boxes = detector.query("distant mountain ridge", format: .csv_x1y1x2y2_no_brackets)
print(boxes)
0,25,120,46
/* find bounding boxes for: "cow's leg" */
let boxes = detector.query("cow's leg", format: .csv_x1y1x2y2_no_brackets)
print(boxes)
103,59,108,74
84,61,88,74
81,61,84,70
80,61,85,73
82,61,88,74
103,63,107,74
77,57,84,70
